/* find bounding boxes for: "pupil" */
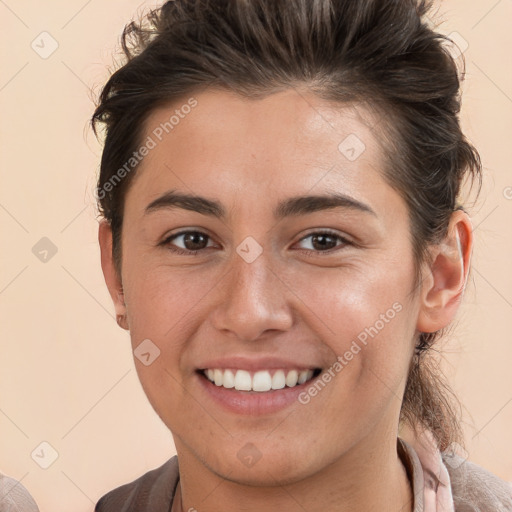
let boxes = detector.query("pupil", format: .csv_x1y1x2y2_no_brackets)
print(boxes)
313,234,335,250
185,232,207,250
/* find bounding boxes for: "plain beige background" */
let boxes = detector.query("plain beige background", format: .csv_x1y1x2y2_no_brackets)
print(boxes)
0,0,511,511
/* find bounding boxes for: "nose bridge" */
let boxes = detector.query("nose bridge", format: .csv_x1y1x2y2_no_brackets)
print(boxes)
212,242,293,339
233,248,273,300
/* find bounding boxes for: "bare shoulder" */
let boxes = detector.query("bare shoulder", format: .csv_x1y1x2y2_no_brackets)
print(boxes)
443,453,512,511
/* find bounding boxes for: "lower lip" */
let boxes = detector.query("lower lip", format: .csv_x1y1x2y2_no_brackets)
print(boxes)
196,371,319,416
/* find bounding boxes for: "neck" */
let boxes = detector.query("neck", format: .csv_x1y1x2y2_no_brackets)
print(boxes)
172,433,413,512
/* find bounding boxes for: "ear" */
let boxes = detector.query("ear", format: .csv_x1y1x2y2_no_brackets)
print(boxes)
416,210,473,333
98,220,129,330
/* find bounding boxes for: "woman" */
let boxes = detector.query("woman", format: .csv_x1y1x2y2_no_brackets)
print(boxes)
92,0,512,510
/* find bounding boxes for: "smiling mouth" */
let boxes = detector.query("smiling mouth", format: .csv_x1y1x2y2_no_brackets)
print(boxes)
198,368,322,392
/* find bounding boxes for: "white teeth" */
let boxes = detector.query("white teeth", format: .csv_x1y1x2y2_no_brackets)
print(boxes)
203,368,317,392
271,370,286,390
223,369,235,388
297,370,309,384
214,369,223,386
234,370,252,391
253,371,272,392
285,370,298,387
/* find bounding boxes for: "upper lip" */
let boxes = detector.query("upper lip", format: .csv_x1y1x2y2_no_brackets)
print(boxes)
196,356,323,372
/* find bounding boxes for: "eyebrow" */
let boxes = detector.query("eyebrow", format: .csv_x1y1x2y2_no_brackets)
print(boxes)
144,190,377,219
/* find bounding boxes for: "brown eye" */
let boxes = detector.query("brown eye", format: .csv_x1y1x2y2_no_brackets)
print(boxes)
180,232,209,250
162,230,213,254
296,231,351,254
310,233,338,251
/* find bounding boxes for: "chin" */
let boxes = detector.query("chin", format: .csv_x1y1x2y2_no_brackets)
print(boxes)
198,439,327,487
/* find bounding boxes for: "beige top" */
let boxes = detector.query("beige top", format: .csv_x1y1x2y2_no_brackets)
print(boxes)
0,473,40,512
95,439,512,511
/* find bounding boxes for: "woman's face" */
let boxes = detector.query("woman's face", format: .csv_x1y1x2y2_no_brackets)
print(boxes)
114,88,423,483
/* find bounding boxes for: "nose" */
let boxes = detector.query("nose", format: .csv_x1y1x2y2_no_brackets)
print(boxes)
210,249,294,341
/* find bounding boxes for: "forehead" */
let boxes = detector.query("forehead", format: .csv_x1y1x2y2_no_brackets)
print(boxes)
142,87,380,159
125,88,394,216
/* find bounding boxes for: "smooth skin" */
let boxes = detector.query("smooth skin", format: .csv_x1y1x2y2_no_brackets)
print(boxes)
99,88,473,512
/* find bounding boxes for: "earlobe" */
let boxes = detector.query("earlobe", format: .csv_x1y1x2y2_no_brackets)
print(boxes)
98,220,129,330
416,210,473,334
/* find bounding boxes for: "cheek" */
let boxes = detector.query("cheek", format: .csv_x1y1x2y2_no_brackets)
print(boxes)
122,265,201,421
291,279,416,457
123,262,218,347
290,255,416,344
289,260,417,404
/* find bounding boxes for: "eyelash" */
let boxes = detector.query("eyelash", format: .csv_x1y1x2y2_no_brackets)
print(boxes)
160,229,352,257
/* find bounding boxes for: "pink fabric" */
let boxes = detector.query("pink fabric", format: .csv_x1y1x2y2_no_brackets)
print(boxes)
408,430,455,512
